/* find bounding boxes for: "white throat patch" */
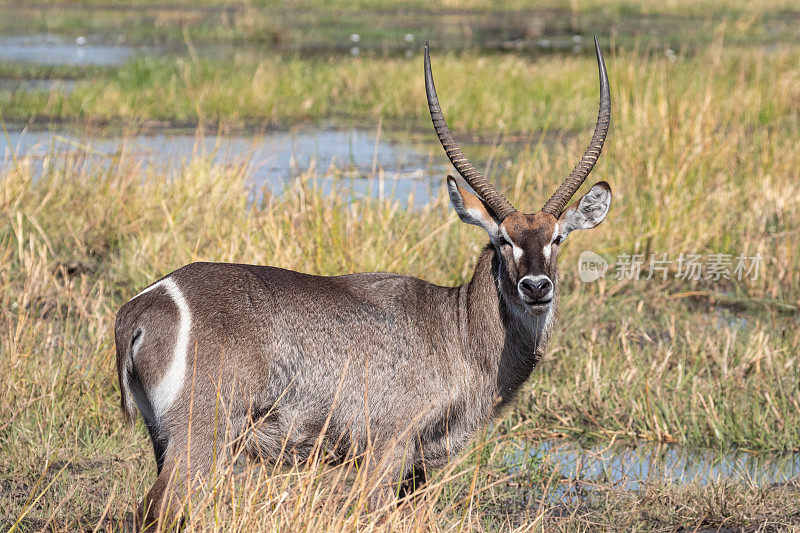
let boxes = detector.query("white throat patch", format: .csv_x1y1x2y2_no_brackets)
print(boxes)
508,300,554,354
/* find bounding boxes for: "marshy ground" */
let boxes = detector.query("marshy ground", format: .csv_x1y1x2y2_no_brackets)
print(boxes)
1,1,799,531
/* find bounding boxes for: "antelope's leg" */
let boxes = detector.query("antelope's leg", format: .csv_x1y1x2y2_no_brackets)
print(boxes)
137,408,229,531
363,442,418,515
399,464,427,499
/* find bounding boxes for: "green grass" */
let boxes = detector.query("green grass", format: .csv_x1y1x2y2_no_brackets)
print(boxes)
1,0,799,52
2,2,800,530
1,149,799,529
3,40,800,135
9,0,799,10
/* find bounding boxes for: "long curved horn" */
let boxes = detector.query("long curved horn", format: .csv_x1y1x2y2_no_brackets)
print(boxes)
541,36,610,217
424,42,516,220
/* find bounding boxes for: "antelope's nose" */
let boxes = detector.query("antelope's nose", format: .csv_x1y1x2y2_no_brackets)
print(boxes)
518,276,553,304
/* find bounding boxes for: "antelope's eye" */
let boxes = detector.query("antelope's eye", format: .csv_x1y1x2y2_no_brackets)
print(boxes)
496,237,511,247
553,235,564,246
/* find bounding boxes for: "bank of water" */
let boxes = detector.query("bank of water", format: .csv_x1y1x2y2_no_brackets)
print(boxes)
510,439,800,496
0,33,153,66
1,126,459,207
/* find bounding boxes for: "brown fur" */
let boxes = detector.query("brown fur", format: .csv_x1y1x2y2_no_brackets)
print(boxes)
116,180,611,530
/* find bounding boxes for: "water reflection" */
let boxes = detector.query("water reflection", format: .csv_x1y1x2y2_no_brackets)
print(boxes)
0,34,152,66
0,78,77,94
510,440,800,491
1,127,453,207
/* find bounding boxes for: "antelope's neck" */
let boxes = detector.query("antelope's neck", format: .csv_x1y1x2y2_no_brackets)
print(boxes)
461,245,553,410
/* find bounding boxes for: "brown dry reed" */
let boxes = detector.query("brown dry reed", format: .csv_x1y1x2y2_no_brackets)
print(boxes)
1,37,799,531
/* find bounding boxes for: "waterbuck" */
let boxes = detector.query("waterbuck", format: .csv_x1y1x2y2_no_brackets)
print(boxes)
115,38,611,529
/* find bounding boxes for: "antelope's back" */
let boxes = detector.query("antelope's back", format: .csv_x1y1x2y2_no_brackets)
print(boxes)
117,261,462,414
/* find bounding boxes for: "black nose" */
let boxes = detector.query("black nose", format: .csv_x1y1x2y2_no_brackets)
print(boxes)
518,277,552,302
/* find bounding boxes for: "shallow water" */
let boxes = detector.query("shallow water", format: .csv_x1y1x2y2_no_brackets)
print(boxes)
0,78,77,94
0,29,583,69
510,439,800,491
1,126,454,206
0,34,153,66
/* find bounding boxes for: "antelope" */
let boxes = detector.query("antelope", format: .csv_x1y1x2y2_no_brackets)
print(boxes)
115,38,612,529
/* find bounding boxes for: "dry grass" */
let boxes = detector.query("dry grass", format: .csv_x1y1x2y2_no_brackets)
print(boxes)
1,24,799,533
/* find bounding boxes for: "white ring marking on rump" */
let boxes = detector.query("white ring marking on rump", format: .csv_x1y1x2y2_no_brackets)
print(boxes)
132,279,165,300
133,277,192,420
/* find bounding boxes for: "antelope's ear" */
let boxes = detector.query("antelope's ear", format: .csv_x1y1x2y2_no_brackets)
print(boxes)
556,181,611,242
447,176,500,238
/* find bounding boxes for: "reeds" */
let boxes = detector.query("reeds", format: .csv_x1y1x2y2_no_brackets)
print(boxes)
1,27,799,531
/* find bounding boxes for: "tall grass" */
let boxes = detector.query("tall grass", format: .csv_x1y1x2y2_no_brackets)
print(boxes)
4,0,800,39
1,34,799,531
3,41,800,136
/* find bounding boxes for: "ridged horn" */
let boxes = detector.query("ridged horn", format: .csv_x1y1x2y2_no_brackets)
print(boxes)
424,42,516,220
541,36,611,217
